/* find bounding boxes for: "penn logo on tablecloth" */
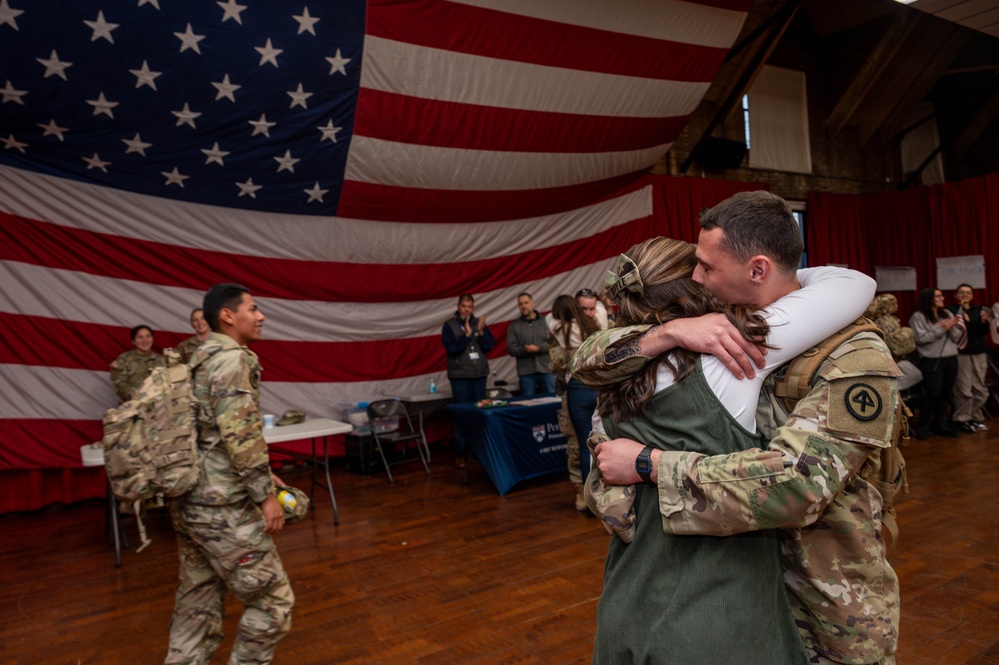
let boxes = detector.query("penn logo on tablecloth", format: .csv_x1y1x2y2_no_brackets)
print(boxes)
533,425,547,443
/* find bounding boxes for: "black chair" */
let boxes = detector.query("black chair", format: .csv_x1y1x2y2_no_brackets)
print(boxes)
366,399,431,482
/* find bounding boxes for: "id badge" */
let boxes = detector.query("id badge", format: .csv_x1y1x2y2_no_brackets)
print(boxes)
468,351,480,360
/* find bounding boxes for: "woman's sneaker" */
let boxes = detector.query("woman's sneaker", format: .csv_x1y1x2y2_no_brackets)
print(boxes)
971,420,989,432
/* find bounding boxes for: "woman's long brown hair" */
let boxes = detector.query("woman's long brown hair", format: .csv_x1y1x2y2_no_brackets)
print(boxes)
598,237,771,423
550,294,600,350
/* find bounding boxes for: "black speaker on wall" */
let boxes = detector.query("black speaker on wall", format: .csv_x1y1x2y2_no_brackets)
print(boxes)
697,137,747,169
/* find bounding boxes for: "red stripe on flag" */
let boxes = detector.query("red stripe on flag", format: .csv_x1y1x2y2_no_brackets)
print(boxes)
0,419,105,469
354,90,690,152
366,0,734,82
1,209,654,302
338,171,647,223
0,312,511,382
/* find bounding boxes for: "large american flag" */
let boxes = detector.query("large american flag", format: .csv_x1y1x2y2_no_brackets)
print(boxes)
0,0,752,498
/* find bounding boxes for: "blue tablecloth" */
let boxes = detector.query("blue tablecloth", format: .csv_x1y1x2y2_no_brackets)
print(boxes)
447,397,567,494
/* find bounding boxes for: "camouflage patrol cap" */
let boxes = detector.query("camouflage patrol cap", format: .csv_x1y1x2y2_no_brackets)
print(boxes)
275,484,309,523
276,409,306,426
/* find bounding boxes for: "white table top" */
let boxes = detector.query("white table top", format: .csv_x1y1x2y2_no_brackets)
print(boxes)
386,390,453,403
263,417,352,444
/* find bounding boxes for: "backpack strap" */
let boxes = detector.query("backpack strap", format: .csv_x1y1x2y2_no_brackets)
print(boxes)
773,317,884,412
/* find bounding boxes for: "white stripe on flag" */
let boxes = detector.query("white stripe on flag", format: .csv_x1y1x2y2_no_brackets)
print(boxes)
0,259,617,341
0,165,651,263
345,135,672,190
360,36,711,118
451,0,748,48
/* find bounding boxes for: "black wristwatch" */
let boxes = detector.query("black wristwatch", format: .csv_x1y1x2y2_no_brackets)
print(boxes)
635,445,655,485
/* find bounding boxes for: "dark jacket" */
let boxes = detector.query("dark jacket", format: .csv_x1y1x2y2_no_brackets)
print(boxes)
948,303,990,355
442,313,495,379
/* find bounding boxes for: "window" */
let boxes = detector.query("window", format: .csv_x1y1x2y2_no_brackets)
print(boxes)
746,66,812,173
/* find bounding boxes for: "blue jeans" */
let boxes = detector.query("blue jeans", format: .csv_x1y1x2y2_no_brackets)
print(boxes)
519,372,555,396
566,379,598,478
449,377,487,455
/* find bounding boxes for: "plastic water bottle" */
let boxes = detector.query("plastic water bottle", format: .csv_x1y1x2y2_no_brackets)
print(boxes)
429,377,436,393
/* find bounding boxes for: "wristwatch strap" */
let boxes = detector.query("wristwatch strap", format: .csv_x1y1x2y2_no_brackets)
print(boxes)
635,445,655,486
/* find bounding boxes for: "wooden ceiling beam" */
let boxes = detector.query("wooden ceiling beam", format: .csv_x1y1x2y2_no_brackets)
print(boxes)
953,82,999,157
826,10,920,134
863,26,971,144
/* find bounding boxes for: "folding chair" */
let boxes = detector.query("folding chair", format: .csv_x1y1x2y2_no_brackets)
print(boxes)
366,399,431,482
81,443,129,567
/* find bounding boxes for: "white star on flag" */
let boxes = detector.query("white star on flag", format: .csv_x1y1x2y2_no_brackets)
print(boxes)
202,142,230,166
172,103,201,128
1,80,26,105
37,50,73,80
130,61,162,90
122,134,152,155
325,49,350,76
0,0,24,30
217,0,247,24
304,182,328,203
249,114,276,137
83,153,111,172
84,10,119,44
287,83,312,109
162,167,189,187
293,7,320,36
175,23,206,54
255,38,283,67
2,134,28,153
138,0,161,8
87,92,118,118
212,74,241,102
274,150,300,173
317,119,342,143
37,119,69,141
236,177,262,198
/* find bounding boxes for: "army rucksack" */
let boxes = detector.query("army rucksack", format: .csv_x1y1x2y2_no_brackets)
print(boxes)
101,347,227,550
773,318,910,556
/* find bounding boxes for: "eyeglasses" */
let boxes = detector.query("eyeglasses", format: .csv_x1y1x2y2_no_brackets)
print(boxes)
576,289,597,298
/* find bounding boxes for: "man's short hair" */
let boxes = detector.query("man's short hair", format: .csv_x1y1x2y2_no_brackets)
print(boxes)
203,283,250,332
517,292,533,300
699,191,803,276
956,283,974,293
458,294,474,305
190,307,204,318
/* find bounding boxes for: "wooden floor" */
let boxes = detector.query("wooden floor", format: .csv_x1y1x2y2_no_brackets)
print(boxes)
2,423,998,665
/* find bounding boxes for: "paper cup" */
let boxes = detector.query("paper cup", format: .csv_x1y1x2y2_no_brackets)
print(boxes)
262,414,276,428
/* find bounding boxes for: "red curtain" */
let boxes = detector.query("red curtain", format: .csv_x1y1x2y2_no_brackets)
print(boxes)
648,175,768,242
807,173,998,322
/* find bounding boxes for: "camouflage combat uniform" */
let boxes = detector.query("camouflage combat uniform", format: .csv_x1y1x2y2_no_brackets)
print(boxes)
166,332,293,665
572,327,902,665
548,331,581,484
175,335,206,365
109,348,164,403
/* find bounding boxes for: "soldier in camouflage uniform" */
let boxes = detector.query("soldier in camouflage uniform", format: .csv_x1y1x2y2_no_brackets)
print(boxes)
573,192,900,665
175,307,212,364
109,324,165,403
165,284,293,665
548,330,583,510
